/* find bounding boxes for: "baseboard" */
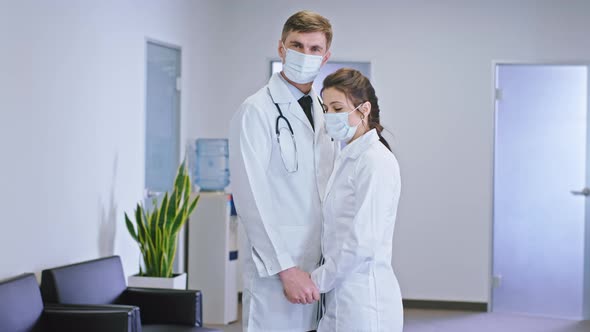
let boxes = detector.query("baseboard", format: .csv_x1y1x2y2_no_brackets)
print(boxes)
403,299,487,312
239,292,485,312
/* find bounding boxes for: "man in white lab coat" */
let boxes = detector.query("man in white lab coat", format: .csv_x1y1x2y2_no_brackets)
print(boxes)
229,10,337,332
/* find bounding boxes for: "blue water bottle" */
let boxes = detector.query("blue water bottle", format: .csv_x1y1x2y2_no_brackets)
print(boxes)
195,138,230,191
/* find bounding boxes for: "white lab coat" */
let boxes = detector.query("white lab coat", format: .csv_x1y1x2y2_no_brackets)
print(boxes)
311,129,403,332
229,72,337,332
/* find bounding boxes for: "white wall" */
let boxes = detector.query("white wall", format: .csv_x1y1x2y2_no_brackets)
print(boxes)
195,0,590,303
0,0,212,280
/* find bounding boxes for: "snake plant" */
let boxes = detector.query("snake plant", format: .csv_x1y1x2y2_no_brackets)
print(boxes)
125,161,199,278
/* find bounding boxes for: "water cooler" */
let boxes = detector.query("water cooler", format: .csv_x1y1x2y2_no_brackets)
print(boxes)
186,139,238,325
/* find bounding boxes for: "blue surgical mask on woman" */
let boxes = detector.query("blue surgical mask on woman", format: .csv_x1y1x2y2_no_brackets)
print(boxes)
282,43,324,84
324,103,365,142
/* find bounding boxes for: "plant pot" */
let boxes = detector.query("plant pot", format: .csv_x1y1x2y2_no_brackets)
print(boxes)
127,272,187,290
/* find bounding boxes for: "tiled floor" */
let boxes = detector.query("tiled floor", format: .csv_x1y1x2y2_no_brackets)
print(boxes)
208,308,590,332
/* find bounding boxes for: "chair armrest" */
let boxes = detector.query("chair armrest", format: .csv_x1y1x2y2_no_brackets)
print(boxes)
119,287,202,326
43,304,138,332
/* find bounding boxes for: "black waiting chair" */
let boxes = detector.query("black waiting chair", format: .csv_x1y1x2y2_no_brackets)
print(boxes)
0,273,138,332
40,256,220,332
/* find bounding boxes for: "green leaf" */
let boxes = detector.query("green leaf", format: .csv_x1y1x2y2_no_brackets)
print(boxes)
167,190,178,227
135,205,148,247
169,208,186,237
159,193,169,229
160,250,168,277
173,161,186,194
124,213,138,242
187,195,200,217
166,238,178,277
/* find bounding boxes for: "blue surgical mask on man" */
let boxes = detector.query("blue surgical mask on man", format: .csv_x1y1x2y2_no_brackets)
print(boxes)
282,43,324,84
324,103,365,142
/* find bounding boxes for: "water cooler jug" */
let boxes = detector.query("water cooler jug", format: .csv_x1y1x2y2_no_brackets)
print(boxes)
194,139,229,192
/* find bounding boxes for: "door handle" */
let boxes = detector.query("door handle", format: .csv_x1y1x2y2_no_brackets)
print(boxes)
571,188,590,196
144,189,163,199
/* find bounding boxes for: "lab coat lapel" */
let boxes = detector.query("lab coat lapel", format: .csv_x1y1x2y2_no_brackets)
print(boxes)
322,130,380,201
310,89,327,201
323,158,341,202
268,72,292,104
310,89,323,142
287,103,314,133
268,73,314,133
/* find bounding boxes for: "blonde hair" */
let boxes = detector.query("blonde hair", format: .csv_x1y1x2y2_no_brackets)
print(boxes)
281,10,333,49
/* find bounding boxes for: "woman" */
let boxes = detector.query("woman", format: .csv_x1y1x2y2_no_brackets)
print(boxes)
311,68,403,331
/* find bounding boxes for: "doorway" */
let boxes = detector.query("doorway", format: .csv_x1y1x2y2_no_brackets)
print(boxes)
144,40,182,270
492,64,589,319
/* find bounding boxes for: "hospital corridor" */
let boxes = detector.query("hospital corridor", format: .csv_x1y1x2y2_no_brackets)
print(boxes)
1,1,590,331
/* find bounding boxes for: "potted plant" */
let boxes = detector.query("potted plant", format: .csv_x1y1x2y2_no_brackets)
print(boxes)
124,161,199,289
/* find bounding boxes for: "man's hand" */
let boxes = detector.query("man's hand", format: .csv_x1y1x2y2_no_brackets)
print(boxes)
279,267,320,304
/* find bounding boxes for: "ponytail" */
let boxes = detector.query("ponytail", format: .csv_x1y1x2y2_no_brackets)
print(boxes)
366,91,391,151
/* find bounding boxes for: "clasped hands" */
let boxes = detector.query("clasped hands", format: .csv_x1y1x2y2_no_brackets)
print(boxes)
278,267,320,304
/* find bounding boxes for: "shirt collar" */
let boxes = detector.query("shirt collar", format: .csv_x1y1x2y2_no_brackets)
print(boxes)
278,72,307,100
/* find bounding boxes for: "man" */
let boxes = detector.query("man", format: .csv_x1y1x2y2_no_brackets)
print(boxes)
229,10,337,332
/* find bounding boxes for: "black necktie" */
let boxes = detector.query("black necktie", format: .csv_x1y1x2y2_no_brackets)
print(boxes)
298,95,314,130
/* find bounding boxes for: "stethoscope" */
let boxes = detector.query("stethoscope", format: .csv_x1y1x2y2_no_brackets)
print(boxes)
268,88,323,173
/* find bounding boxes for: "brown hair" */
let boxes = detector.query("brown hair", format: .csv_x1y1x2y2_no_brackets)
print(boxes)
282,10,333,49
322,68,391,151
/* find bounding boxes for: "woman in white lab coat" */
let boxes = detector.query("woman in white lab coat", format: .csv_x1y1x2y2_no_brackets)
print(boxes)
311,68,403,332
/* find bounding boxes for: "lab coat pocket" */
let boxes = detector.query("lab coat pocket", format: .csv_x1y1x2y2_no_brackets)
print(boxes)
276,126,298,172
268,135,296,177
251,246,274,278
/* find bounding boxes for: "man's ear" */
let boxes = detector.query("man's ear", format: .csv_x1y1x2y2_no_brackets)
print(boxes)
277,40,286,61
321,50,331,66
